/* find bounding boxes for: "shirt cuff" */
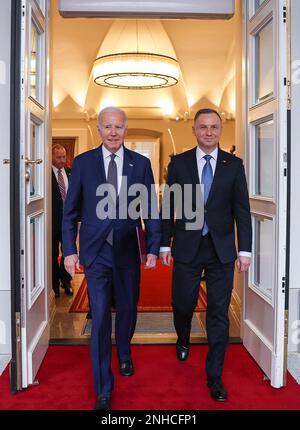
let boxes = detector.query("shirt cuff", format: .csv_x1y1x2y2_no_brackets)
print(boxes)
238,251,252,258
159,247,171,252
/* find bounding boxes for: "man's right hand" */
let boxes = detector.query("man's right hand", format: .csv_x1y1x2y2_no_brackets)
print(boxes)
159,251,171,266
64,254,80,278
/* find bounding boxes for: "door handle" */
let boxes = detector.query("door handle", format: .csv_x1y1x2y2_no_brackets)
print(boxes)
2,159,10,164
25,158,43,165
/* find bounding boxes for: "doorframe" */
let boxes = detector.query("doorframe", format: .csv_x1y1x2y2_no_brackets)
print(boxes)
8,0,293,389
10,0,22,393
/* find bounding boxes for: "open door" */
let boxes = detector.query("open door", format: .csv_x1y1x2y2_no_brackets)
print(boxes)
242,0,289,388
11,0,50,390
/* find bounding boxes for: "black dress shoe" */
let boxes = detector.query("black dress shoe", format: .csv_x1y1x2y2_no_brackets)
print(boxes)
64,285,73,296
207,377,228,402
176,344,189,361
119,359,134,376
53,289,60,298
95,395,111,410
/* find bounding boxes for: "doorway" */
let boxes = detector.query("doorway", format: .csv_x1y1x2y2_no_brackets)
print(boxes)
9,0,293,391
49,0,242,345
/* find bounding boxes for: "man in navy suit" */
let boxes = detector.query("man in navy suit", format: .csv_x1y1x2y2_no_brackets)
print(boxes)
160,108,252,402
52,144,73,298
62,107,161,410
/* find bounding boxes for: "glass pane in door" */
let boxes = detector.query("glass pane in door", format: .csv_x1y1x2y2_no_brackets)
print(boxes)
30,19,42,102
29,215,43,294
29,120,42,197
255,19,274,102
254,119,274,198
255,0,267,12
252,215,274,301
35,0,45,14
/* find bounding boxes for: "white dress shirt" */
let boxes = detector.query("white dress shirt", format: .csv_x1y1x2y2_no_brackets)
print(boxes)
52,165,69,193
102,144,124,194
160,147,251,258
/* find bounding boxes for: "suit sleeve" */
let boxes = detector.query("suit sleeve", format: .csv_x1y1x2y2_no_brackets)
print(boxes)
233,160,252,253
62,157,82,257
142,158,161,256
160,158,176,247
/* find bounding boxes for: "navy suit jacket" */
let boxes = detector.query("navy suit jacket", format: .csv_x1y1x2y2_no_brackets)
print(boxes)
62,145,161,268
161,147,252,264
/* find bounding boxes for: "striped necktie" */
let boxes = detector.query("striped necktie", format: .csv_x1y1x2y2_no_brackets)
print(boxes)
57,168,66,202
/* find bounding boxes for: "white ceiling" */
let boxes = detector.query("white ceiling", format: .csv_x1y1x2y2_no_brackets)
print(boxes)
52,0,239,121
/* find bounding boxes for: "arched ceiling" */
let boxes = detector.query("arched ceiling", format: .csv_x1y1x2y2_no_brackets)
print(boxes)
52,0,239,121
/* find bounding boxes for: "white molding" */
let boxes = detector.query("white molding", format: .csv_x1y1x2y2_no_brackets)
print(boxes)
59,0,235,19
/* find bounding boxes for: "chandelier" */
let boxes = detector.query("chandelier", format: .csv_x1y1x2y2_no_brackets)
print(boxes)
93,52,179,89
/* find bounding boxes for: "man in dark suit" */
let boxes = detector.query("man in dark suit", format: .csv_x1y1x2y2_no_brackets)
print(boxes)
160,108,252,401
52,144,73,298
62,107,161,410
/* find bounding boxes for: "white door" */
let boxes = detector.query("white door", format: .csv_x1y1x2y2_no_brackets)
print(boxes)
243,0,289,387
18,0,50,388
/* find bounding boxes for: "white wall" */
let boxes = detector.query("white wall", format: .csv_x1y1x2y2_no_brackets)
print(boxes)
0,0,11,358
288,0,300,354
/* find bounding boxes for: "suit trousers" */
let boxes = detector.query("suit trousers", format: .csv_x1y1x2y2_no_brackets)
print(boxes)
84,241,140,396
52,230,72,292
172,233,234,378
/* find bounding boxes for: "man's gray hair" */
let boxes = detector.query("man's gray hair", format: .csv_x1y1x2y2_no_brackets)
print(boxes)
98,106,128,129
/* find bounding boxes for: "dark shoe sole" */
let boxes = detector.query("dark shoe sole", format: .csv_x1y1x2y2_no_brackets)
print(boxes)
119,369,134,376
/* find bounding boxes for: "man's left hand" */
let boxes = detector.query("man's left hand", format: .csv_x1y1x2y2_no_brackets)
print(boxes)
145,253,157,269
236,256,251,273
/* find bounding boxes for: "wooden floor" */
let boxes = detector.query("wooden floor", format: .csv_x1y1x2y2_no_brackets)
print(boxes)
50,273,241,344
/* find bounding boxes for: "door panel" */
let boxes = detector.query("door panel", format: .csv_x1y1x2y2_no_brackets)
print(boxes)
19,0,49,388
243,0,288,388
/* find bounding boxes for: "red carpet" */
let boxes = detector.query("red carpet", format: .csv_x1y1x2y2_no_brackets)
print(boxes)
1,345,300,410
69,260,206,313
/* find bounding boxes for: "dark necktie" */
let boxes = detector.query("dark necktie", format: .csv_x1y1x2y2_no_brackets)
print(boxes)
106,154,118,245
57,168,66,202
107,153,118,194
201,154,213,236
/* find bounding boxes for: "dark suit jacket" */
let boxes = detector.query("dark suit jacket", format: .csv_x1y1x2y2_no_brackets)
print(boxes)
161,147,252,264
52,167,71,236
62,145,161,268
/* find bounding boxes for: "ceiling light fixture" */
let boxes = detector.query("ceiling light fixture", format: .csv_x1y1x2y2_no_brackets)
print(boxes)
93,21,180,89
93,52,179,89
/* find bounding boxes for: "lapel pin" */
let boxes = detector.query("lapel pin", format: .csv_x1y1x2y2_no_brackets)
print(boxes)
129,163,133,167
222,160,227,163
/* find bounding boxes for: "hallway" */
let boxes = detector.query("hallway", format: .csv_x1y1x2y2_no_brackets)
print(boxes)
50,273,241,344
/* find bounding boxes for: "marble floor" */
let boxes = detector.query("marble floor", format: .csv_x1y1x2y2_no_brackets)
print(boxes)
50,273,241,344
